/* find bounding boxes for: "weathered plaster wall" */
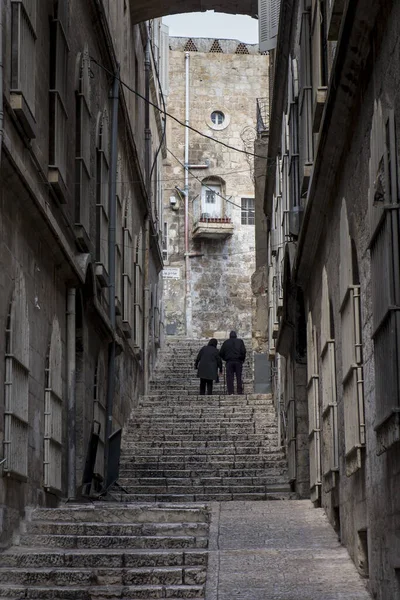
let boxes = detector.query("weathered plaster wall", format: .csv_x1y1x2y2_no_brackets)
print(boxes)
163,39,269,339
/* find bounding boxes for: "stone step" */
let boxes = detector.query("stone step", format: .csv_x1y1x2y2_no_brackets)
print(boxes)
118,476,288,487
120,440,271,449
122,433,277,442
117,484,288,495
19,533,209,550
0,565,206,586
121,446,276,455
120,455,286,467
25,521,209,538
119,466,288,478
120,492,293,502
0,548,208,568
0,583,205,599
29,505,209,524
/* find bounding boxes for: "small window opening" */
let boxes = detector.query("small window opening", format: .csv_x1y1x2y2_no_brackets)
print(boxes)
211,110,225,125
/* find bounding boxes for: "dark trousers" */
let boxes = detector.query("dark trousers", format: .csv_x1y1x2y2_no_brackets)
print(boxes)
226,361,243,395
200,378,213,395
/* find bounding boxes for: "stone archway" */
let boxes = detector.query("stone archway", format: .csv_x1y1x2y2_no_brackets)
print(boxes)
128,0,258,23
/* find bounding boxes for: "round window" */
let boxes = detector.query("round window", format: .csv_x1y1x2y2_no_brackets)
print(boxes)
210,111,225,125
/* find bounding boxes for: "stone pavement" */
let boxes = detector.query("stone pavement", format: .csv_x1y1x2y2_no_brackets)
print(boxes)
205,500,372,600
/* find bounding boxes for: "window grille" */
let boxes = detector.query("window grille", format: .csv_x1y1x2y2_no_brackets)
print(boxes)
369,103,400,452
320,268,339,491
44,318,63,492
11,0,36,121
307,311,321,502
93,352,106,479
122,196,133,327
75,50,91,237
162,221,168,262
96,111,110,279
134,232,144,349
4,273,30,479
340,200,365,474
285,356,296,482
115,195,123,309
241,197,255,225
49,13,69,185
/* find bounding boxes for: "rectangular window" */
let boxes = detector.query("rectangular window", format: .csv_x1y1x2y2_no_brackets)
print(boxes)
49,14,69,194
10,0,37,137
241,197,255,225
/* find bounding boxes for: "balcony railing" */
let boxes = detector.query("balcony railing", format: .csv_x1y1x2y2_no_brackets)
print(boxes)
192,196,234,239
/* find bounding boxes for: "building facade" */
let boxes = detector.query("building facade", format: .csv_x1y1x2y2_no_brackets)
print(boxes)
261,0,400,598
0,0,167,546
163,37,268,340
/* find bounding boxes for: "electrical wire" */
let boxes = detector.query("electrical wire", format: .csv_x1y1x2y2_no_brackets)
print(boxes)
89,54,273,163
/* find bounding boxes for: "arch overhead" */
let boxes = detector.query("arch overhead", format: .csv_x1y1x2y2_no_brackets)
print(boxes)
129,0,258,23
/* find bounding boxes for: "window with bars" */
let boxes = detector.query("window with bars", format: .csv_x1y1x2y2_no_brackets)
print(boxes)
320,268,339,491
44,318,63,492
162,221,168,263
122,196,133,335
10,0,37,137
307,310,321,502
93,352,106,480
241,198,255,225
75,49,91,244
4,272,30,480
340,200,365,475
134,231,144,349
95,110,110,287
368,101,400,453
49,1,69,196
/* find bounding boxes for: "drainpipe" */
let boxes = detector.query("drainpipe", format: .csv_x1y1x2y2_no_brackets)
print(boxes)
143,217,150,393
0,0,4,165
67,288,76,499
104,67,120,483
184,52,192,338
145,38,152,193
143,36,152,390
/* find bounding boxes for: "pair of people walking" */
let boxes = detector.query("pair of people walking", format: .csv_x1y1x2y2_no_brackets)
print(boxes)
194,331,246,395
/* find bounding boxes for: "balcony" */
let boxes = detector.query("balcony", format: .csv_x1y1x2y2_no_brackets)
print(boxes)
192,197,234,240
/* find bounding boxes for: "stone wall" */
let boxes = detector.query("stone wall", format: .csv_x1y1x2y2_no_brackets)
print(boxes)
163,40,268,340
0,0,164,547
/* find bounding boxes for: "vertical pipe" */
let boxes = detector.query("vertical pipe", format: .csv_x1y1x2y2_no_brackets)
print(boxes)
143,32,152,391
67,288,76,499
143,217,150,393
104,67,120,484
145,38,152,192
184,52,192,337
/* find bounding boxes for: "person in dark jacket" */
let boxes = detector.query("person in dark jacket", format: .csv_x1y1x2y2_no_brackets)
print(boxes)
219,331,246,395
194,338,222,395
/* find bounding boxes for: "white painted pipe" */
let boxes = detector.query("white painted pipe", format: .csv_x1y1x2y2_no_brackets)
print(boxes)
184,52,192,337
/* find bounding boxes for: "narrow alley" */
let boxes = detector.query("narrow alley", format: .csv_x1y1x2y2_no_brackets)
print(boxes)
0,339,371,599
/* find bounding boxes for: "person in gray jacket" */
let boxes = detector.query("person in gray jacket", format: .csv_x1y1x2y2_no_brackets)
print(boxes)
219,331,246,395
194,338,222,395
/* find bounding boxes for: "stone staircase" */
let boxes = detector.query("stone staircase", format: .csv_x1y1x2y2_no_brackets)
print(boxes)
148,338,254,396
118,338,291,502
0,338,291,599
0,504,209,599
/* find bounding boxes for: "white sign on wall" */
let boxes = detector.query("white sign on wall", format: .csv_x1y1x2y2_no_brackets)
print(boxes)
163,267,181,280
